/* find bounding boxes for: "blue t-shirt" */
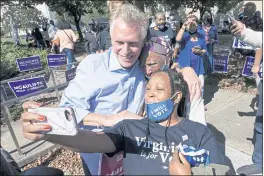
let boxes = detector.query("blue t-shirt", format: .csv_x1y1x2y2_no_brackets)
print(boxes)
104,118,227,175
178,32,207,75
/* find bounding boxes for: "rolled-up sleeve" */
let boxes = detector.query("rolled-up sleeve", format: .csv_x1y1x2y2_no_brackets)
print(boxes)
59,56,99,123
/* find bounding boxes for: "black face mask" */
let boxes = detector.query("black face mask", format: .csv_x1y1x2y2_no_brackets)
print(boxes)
189,29,197,35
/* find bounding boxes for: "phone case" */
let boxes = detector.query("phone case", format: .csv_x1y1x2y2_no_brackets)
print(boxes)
28,107,78,136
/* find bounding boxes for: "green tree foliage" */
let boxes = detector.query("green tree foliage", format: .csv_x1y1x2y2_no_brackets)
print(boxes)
181,0,243,19
2,0,107,40
1,3,47,34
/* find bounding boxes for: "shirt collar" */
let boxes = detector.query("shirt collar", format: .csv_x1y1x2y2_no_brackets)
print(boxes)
108,48,139,72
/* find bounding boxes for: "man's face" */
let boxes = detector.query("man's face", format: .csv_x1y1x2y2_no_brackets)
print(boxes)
111,18,144,69
155,14,166,26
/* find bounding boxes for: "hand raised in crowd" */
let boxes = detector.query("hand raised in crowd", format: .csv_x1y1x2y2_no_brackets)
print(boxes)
169,150,191,175
21,101,49,141
182,18,192,30
230,20,245,38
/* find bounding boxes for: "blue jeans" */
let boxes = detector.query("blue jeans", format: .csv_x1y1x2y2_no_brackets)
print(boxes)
252,81,263,167
79,125,101,176
64,48,76,70
205,43,214,75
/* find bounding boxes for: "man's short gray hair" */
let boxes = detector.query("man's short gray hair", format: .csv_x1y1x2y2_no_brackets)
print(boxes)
110,3,149,40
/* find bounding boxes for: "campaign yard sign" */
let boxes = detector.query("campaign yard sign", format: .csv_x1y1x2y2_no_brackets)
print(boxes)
8,77,47,97
65,67,77,82
232,38,254,50
47,54,67,67
213,55,229,73
16,56,42,72
99,152,124,176
242,56,255,77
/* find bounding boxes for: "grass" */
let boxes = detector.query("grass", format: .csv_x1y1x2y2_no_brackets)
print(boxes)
1,36,27,45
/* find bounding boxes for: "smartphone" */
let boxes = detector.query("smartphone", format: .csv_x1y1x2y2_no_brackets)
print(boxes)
227,13,236,24
193,45,201,50
28,107,78,136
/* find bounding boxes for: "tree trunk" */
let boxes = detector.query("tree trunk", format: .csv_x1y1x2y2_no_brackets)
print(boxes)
73,15,83,41
200,7,206,20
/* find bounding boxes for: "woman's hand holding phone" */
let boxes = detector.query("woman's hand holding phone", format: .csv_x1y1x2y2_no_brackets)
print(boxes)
21,101,78,141
21,101,49,141
192,46,202,55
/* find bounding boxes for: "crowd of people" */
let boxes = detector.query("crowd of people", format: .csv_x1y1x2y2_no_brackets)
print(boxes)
1,0,262,176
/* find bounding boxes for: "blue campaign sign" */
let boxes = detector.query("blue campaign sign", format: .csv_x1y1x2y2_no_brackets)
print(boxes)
16,56,42,72
8,77,47,97
65,67,77,82
47,54,67,67
213,55,229,73
242,56,255,77
232,38,254,50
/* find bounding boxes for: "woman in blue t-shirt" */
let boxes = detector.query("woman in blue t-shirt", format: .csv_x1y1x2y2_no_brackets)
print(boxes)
176,15,207,97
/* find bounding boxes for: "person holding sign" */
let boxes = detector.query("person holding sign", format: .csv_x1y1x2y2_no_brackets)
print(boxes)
21,69,227,175
176,15,207,99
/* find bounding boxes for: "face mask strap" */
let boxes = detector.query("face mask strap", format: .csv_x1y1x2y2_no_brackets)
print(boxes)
189,29,197,35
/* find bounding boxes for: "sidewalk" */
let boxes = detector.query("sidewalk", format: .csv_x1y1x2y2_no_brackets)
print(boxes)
1,85,258,173
204,85,256,174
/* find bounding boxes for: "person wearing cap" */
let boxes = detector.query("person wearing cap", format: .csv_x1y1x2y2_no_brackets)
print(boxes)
84,19,101,54
140,38,206,126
